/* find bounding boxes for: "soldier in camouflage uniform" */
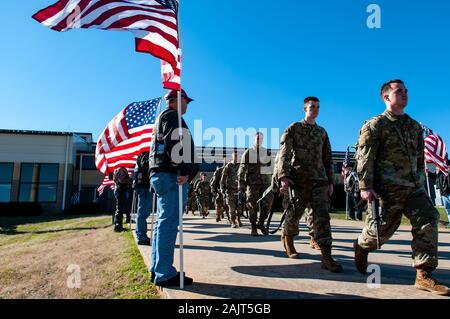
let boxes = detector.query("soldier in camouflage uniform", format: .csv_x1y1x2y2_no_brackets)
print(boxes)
275,96,342,272
195,173,211,218
210,157,229,223
185,180,197,215
238,132,274,236
221,151,243,228
353,79,449,296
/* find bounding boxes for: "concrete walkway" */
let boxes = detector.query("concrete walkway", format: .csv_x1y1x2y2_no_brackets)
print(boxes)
135,212,450,299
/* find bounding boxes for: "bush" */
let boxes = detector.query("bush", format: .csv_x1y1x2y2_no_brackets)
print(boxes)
0,203,43,216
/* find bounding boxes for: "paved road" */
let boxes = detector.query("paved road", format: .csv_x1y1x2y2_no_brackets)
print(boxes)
135,212,450,299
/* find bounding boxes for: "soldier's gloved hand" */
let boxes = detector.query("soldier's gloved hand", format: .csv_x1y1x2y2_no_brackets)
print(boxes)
361,189,378,203
280,177,293,194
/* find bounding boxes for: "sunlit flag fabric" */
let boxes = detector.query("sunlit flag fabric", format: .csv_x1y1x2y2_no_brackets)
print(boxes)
161,53,180,90
421,124,449,176
32,0,180,72
95,98,161,194
425,135,449,176
341,147,350,180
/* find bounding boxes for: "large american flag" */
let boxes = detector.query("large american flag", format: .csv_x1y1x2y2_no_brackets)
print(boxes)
32,0,180,72
96,98,161,194
421,124,449,176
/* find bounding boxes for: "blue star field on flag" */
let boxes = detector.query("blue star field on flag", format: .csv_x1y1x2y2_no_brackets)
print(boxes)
156,0,179,14
125,98,161,130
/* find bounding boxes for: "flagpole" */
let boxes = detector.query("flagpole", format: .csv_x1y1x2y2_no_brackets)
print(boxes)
344,146,350,220
421,123,432,198
425,158,432,197
150,98,163,248
176,4,185,290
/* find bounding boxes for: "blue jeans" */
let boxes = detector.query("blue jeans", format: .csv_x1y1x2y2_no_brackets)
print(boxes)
442,195,450,223
150,172,188,283
135,188,153,241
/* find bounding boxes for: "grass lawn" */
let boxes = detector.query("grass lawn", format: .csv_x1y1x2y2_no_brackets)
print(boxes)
0,215,159,299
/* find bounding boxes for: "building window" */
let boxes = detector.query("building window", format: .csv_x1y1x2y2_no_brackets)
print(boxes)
0,163,14,202
19,163,59,203
76,155,97,170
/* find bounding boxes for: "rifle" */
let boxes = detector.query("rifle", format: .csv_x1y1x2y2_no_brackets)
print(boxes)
371,198,383,249
262,185,285,235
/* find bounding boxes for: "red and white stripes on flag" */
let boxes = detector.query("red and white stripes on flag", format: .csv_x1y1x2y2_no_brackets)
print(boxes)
98,176,114,195
161,54,180,90
32,0,180,72
425,134,449,176
95,98,161,194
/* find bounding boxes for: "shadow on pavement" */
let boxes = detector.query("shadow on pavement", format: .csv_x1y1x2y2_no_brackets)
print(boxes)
230,261,450,287
169,282,370,299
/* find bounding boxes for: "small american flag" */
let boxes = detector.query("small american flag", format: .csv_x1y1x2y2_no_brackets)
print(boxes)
421,124,448,176
341,146,350,180
32,0,180,73
95,98,161,194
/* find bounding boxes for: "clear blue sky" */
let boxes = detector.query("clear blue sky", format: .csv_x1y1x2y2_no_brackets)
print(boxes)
0,1,449,151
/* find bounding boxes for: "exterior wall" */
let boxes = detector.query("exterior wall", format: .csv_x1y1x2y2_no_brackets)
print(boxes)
0,132,84,214
0,134,74,164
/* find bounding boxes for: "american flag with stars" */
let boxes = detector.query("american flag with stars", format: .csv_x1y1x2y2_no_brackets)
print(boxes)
95,98,161,194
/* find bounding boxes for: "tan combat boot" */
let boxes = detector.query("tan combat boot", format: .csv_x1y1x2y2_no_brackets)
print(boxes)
353,240,369,274
320,245,343,273
237,216,243,227
281,233,298,258
415,267,450,296
309,236,321,250
257,220,269,235
230,216,238,228
251,222,259,236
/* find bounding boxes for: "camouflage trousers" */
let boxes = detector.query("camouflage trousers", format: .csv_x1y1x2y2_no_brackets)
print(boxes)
357,186,439,270
215,192,229,219
304,207,314,238
282,195,314,238
246,184,274,225
283,181,332,247
225,191,243,220
197,195,210,216
185,195,196,213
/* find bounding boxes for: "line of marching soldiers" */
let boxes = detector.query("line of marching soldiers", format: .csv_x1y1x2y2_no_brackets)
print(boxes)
185,79,450,296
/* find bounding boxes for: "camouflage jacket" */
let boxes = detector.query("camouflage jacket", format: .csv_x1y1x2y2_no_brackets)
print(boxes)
195,180,211,196
210,166,225,193
275,119,334,184
187,181,195,197
238,146,272,187
220,162,239,192
356,110,425,190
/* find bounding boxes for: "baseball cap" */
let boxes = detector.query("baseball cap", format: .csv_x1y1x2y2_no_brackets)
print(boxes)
165,89,194,104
